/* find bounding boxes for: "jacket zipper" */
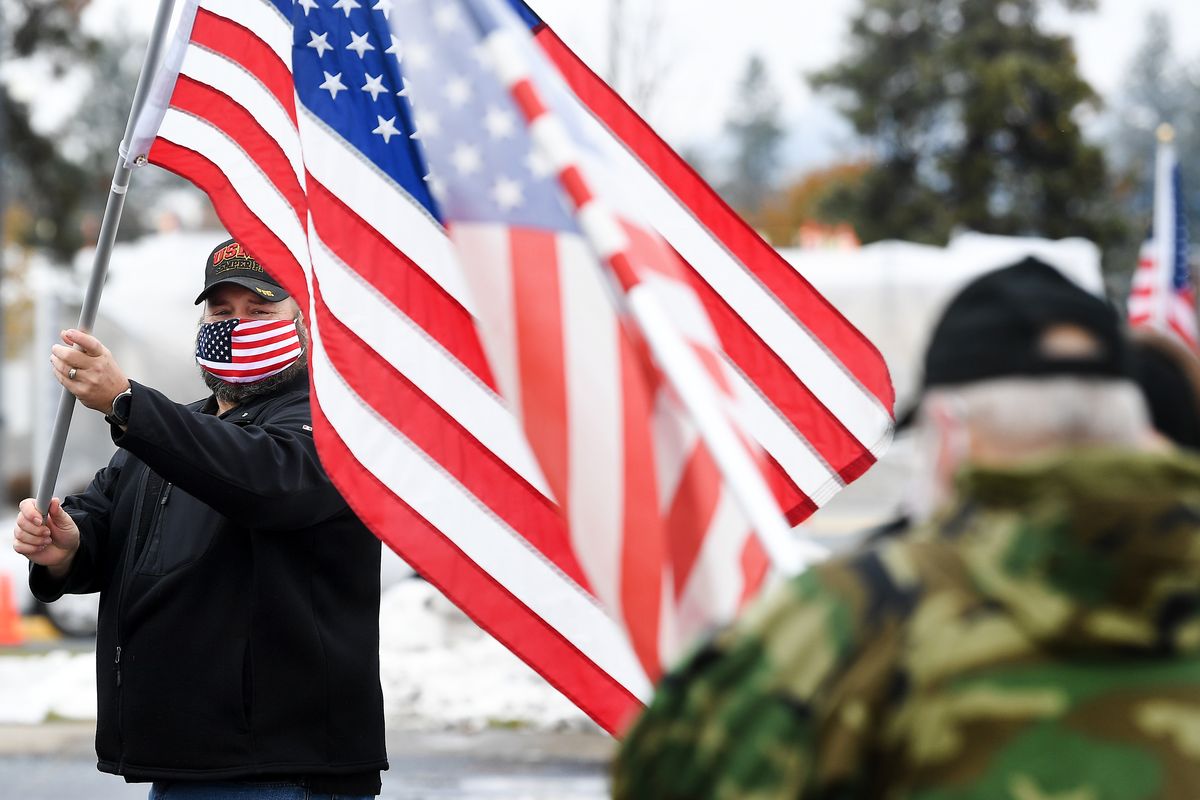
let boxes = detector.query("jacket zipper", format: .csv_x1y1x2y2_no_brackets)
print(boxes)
111,473,173,772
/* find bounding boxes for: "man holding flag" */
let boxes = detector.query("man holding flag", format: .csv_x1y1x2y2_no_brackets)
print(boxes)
12,241,388,798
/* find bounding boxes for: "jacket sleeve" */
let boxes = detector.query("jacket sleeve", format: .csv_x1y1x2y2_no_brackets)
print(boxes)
111,381,347,531
28,453,125,602
612,567,870,800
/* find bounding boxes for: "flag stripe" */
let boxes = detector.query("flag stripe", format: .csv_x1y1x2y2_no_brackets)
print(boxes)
191,7,297,122
297,108,471,312
310,280,591,591
307,179,494,385
308,401,644,734
532,26,895,412
306,232,552,500
307,314,652,703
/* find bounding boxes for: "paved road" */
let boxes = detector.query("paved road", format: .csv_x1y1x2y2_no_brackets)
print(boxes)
0,724,612,799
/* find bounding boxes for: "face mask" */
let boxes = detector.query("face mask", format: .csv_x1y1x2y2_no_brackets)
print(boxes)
196,318,303,384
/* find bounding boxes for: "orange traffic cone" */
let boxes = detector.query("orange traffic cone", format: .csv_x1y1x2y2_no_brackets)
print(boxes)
0,574,24,646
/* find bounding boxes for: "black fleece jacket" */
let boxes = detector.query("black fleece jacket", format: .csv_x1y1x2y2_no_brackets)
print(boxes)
29,376,387,789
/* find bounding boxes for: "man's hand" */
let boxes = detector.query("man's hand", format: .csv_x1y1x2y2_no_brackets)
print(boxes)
12,497,80,577
51,329,131,414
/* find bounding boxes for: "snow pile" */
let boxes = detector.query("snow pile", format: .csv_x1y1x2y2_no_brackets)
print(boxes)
0,580,597,731
378,580,595,732
0,649,96,723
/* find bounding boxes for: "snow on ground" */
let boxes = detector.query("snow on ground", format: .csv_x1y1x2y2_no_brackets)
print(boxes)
0,580,596,731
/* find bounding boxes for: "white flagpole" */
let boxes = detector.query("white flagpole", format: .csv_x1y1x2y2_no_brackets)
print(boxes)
1152,123,1177,333
35,0,178,512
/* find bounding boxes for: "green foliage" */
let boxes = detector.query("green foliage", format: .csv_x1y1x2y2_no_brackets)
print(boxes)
812,0,1126,265
1,0,182,261
722,54,785,215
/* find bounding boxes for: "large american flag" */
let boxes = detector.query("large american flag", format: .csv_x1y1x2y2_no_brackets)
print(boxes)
127,0,894,733
1129,132,1199,351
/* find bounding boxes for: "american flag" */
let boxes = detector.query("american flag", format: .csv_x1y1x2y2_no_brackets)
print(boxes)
196,318,302,382
127,0,894,733
1129,131,1199,351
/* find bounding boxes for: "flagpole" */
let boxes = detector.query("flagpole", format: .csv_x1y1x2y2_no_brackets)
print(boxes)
1152,123,1176,333
35,0,177,512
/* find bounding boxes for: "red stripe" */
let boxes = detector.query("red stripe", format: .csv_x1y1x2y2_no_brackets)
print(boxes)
190,8,297,123
512,79,548,121
309,402,642,736
203,361,295,380
510,229,571,508
665,447,721,602
738,534,769,608
618,337,665,682
681,254,875,485
306,178,496,388
311,283,594,593
559,166,594,209
232,329,300,349
168,76,305,224
148,138,310,312
534,27,894,414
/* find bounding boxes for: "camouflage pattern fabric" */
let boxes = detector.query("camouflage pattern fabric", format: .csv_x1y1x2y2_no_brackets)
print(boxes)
613,449,1200,799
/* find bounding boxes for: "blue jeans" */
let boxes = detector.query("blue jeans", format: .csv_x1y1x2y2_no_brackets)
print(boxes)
148,782,373,800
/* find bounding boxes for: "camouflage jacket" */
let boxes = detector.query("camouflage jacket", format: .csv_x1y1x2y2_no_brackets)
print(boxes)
613,449,1200,799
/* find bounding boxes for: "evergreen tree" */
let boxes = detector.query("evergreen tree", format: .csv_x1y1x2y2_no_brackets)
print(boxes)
722,55,785,215
812,0,1125,260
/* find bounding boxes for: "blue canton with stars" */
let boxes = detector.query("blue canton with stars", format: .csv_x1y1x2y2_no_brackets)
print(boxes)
384,0,576,232
196,319,239,363
271,0,572,232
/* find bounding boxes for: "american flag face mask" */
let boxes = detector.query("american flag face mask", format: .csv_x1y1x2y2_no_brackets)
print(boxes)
196,318,303,384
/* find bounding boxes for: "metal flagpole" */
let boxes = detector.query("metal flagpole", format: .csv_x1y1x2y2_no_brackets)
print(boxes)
35,0,178,512
0,0,9,512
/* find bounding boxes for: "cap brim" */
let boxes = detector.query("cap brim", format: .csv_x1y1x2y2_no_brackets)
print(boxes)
195,277,291,305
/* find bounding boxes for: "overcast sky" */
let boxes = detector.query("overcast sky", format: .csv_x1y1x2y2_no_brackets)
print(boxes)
64,0,1200,171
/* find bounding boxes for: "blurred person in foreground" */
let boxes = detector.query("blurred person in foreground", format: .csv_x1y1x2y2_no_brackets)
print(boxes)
613,257,1200,799
11,240,387,799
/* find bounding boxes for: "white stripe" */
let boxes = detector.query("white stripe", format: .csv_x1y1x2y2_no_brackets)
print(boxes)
307,322,652,701
232,328,299,344
559,234,626,617
179,44,305,189
570,100,893,453
483,28,530,88
450,225,524,428
672,489,751,649
297,106,473,313
641,272,721,350
157,109,309,269
198,346,302,371
726,364,842,505
307,231,552,499
232,337,302,357
201,0,292,69
529,115,575,173
577,201,628,262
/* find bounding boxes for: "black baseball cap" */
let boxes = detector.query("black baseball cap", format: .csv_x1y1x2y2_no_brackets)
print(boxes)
898,257,1129,427
195,238,290,305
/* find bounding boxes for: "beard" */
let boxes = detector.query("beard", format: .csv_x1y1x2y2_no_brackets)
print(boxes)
198,315,310,407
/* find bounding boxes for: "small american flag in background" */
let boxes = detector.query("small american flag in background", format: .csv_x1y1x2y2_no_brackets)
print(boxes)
1128,131,1199,351
196,318,302,383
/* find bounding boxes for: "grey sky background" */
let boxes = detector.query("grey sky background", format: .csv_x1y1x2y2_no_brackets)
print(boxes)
56,0,1200,175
